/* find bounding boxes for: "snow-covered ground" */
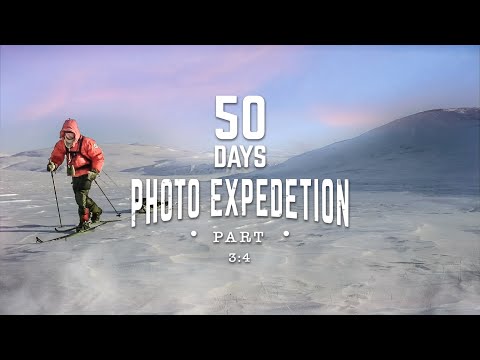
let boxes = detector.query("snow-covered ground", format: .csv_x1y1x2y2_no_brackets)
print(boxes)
0,168,479,314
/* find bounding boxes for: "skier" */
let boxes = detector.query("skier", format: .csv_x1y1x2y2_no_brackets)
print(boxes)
47,118,105,232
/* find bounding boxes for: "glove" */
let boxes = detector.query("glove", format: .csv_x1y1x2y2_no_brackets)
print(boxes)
87,170,99,181
47,161,56,172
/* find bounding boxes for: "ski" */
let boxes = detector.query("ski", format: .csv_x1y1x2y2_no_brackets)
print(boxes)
55,225,78,232
36,219,122,243
55,214,125,232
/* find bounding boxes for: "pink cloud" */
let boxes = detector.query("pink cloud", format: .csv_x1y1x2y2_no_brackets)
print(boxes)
22,69,92,120
310,106,382,127
307,86,473,129
23,88,70,120
21,46,301,121
183,46,294,86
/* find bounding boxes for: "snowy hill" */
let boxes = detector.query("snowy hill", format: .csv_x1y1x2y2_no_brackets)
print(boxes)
0,144,206,173
245,108,480,195
0,143,290,176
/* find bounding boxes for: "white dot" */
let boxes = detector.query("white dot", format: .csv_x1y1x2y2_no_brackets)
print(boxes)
283,230,290,237
191,230,197,237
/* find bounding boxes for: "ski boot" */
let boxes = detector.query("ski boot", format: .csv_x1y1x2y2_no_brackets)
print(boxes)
91,208,103,223
76,221,91,232
76,208,91,232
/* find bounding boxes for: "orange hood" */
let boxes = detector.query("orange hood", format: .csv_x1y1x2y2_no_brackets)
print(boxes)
59,118,81,145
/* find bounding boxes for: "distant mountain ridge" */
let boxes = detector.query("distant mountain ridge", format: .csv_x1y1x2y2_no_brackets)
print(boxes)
0,143,291,176
244,108,479,195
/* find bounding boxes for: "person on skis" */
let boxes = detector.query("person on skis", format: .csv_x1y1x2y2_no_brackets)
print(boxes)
47,118,104,232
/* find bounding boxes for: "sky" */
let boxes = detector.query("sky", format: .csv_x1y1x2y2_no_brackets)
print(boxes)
0,45,478,155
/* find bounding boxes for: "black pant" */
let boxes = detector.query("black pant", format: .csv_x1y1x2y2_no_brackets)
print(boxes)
72,175,101,218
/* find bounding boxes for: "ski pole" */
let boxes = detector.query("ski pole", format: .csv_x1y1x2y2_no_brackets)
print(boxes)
102,170,120,188
94,179,121,216
98,176,109,185
51,171,63,227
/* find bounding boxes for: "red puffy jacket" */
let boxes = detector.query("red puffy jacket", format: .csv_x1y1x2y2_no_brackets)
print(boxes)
49,119,104,177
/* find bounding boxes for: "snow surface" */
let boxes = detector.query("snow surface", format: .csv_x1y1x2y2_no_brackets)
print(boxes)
0,108,479,314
